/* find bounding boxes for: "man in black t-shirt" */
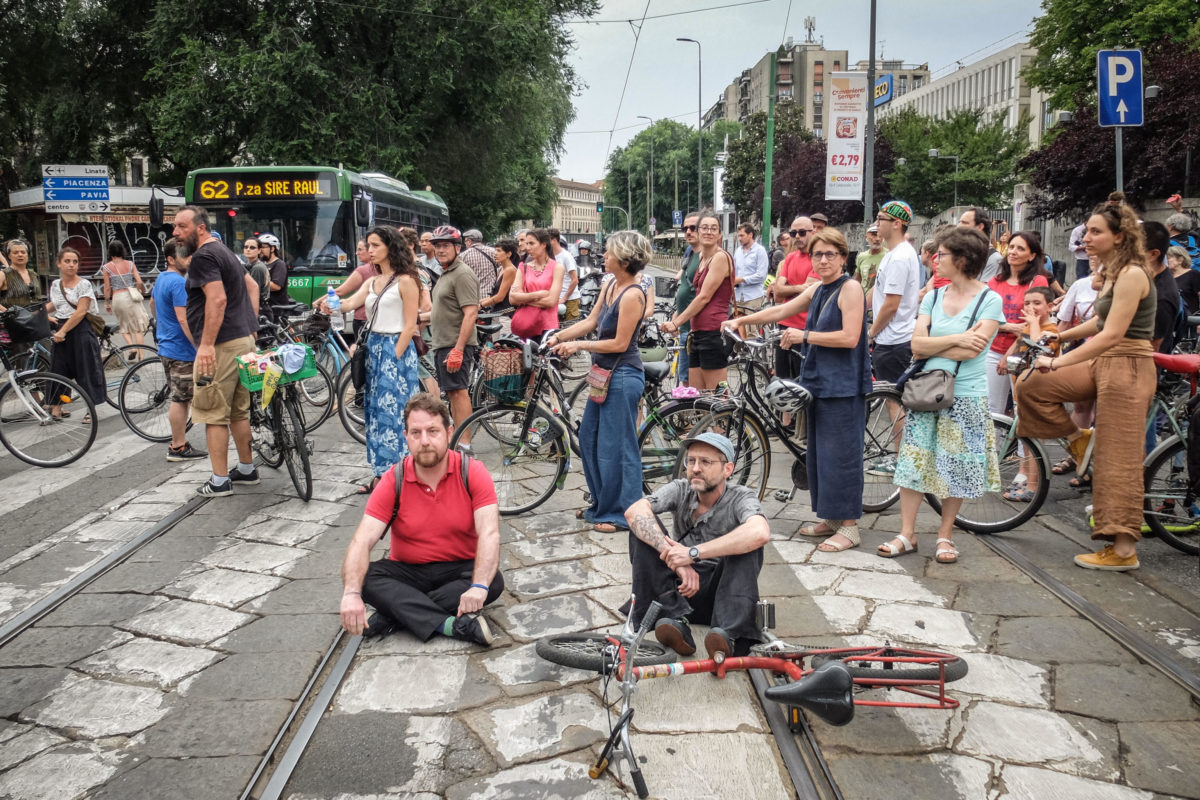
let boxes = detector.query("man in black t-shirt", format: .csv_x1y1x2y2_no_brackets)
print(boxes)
174,205,262,497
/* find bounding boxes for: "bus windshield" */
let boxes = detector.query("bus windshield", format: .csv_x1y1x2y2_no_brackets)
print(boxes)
203,200,353,275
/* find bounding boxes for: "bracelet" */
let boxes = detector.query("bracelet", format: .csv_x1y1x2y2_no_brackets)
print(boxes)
470,583,489,591
343,590,361,596
1050,358,1056,370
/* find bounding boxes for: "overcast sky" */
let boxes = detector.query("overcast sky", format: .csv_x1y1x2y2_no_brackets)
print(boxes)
555,0,1046,183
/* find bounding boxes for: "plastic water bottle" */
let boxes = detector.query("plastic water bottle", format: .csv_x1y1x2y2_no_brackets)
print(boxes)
325,286,341,313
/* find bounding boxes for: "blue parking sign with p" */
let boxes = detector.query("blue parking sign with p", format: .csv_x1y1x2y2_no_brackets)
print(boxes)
672,210,682,227
1097,49,1143,127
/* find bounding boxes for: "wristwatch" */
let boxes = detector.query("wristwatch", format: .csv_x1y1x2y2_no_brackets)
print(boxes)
688,546,701,563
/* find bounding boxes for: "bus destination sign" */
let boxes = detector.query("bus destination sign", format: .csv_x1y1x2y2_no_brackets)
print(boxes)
196,172,336,201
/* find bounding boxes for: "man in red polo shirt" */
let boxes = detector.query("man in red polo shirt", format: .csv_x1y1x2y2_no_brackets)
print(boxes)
339,393,502,646
770,215,818,387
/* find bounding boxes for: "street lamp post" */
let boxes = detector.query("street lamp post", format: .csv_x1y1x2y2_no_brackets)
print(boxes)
637,115,655,231
928,148,959,210
681,180,691,212
677,37,702,209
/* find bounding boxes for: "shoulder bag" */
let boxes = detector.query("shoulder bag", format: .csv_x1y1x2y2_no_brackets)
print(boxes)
60,282,107,337
351,274,397,391
104,263,144,303
899,288,991,413
586,282,647,403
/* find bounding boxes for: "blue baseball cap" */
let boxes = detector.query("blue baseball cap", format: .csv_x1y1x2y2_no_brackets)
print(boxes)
681,432,735,463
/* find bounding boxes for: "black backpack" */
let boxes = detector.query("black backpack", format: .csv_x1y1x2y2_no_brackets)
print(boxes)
381,454,474,538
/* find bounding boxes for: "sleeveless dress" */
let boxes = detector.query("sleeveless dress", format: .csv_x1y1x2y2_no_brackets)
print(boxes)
510,261,559,340
363,276,420,476
104,261,150,334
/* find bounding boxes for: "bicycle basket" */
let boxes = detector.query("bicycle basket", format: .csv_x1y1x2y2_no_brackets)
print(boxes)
482,344,526,404
301,313,331,339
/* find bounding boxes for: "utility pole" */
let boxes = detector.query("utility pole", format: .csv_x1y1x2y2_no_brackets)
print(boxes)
674,160,679,218
763,49,778,241
863,0,878,223
627,163,633,232
647,170,652,230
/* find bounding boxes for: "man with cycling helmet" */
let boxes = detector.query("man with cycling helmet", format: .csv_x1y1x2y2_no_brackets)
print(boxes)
428,225,480,441
257,233,289,316
623,432,770,659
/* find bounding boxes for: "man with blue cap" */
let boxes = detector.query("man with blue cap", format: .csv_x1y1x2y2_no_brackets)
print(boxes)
623,432,770,658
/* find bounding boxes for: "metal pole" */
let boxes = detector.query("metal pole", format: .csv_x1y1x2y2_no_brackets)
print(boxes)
863,0,878,223
678,38,703,209
764,50,777,236
953,157,959,209
674,160,679,218
1116,128,1124,192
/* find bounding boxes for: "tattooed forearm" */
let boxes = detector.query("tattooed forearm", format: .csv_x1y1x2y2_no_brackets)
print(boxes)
630,512,669,552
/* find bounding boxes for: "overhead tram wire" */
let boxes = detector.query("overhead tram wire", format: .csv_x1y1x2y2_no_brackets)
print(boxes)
306,0,775,27
603,0,653,169
927,27,1031,80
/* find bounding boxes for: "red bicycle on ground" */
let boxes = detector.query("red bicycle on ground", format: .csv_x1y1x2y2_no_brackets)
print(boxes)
537,596,966,798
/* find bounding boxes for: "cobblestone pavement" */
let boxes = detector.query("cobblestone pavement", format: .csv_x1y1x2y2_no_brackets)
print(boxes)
0,405,1196,799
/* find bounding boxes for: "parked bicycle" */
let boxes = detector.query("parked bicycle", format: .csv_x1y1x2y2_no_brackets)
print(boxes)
239,349,316,501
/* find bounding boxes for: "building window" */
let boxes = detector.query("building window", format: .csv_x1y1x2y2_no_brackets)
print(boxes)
898,75,907,95
131,159,144,187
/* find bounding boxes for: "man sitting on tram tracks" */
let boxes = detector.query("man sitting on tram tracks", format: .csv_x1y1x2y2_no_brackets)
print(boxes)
339,393,503,647
624,432,771,658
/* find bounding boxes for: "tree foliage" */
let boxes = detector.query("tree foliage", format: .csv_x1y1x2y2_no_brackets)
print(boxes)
1024,0,1195,110
0,0,598,235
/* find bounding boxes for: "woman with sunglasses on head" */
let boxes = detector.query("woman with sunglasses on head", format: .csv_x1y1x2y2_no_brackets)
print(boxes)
662,211,735,390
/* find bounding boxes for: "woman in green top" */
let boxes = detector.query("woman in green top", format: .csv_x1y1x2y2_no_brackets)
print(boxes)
0,239,42,310
1017,202,1155,572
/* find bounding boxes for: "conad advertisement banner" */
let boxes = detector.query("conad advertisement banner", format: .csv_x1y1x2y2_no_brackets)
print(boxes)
825,72,868,201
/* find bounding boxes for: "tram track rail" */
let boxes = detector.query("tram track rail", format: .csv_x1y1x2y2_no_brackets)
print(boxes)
750,669,843,800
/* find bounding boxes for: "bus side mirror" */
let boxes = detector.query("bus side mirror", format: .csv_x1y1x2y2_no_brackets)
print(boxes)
355,197,371,227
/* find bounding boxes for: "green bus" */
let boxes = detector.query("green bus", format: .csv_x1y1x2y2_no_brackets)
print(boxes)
184,166,449,304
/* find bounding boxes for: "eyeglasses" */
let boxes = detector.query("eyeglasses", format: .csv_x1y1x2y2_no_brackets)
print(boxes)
790,229,812,236
876,216,893,223
685,456,727,469
698,225,720,233
243,244,258,249
936,250,953,261
811,251,840,262
682,224,699,232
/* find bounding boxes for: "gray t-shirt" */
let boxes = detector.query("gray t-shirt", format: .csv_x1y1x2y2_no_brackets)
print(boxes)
646,479,765,548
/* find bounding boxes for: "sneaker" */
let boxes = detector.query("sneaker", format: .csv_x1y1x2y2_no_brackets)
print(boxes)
1074,545,1139,572
229,466,260,485
451,612,494,646
654,618,696,656
1068,429,1094,476
196,477,232,497
704,627,734,659
867,457,896,477
363,611,399,639
166,443,207,462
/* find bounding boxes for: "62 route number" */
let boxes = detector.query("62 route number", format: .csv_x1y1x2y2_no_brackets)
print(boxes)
199,179,229,200
830,154,860,167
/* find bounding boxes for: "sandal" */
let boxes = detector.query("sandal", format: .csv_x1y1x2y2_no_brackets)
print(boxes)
356,476,381,495
1051,457,1075,475
798,520,837,537
44,407,70,418
1068,473,1092,490
592,522,619,533
81,415,92,425
1002,481,1034,502
575,509,588,520
877,532,918,558
817,524,860,552
935,538,959,564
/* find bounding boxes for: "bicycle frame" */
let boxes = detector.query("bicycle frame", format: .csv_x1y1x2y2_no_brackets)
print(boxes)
709,332,805,462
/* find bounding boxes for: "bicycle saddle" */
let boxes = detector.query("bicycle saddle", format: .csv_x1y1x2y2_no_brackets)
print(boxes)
763,660,854,726
476,322,502,336
104,323,120,336
643,361,670,383
1152,352,1200,375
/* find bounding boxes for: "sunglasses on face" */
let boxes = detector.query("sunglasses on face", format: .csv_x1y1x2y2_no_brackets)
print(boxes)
682,224,699,232
790,229,811,236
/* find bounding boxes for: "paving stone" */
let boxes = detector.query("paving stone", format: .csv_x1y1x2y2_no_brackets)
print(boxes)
199,541,309,575
924,548,1034,583
0,625,130,668
129,482,206,505
586,584,635,617
835,569,955,608
809,702,956,753
307,478,361,503
958,702,1118,780
22,674,167,738
783,562,843,594
69,519,147,544
212,613,339,654
952,579,1075,617
866,603,990,650
178,651,321,701
232,517,328,547
465,692,607,766
0,544,102,588
1054,664,1195,722
336,654,499,714
479,641,593,696
119,598,255,646
1119,720,1200,797
101,503,179,522
89,755,260,800
279,549,349,580
945,651,1050,708
587,528,627,554
286,714,493,797
825,752,993,800
357,629,482,656
0,726,68,772
494,593,617,641
136,699,292,757
75,638,221,690
631,732,795,800
504,512,591,538
256,497,353,524
241,576,342,614
0,668,71,718
127,532,229,564
757,562,803,596
0,742,126,800
765,537,817,564
505,560,607,599
80,560,196,594
37,592,161,628
444,757,627,800
505,533,606,565
811,595,871,634
764,594,857,638
588,553,631,583
611,670,762,733
163,567,286,608
999,764,1155,800
809,545,909,573
994,617,1137,665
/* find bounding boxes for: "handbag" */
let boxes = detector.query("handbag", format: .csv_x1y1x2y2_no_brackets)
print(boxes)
899,288,991,413
128,286,145,303
585,364,613,403
351,274,397,391
60,283,107,337
0,305,52,343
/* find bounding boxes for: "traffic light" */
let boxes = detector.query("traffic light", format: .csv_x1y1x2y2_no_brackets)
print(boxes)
596,202,603,213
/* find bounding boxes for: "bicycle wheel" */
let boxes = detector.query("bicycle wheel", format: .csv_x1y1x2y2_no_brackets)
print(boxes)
335,365,366,444
862,386,904,513
637,399,716,494
252,396,284,468
925,416,1049,534
101,343,157,408
1143,436,1200,555
453,404,567,515
118,357,174,442
558,333,595,382
0,372,98,467
688,405,772,500
810,646,968,683
535,633,676,672
293,362,335,433
277,392,313,500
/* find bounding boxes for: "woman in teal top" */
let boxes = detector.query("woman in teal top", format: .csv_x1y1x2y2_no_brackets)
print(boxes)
882,227,1005,564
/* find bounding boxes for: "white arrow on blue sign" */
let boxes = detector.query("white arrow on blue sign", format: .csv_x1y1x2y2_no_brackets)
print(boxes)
1097,49,1143,127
